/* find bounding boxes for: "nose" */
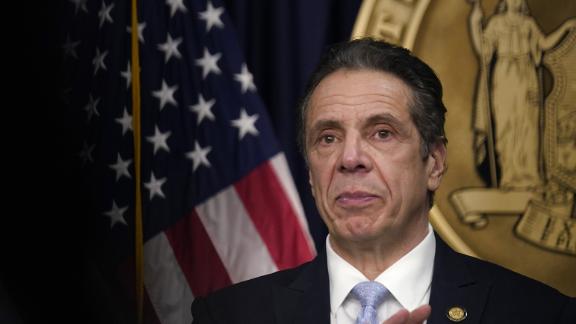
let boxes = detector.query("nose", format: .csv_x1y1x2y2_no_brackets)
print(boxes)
338,134,372,173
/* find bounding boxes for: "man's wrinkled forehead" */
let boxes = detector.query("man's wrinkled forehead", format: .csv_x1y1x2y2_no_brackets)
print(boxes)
305,69,415,126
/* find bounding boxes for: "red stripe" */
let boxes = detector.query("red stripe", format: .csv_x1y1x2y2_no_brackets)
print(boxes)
164,209,232,297
235,161,314,270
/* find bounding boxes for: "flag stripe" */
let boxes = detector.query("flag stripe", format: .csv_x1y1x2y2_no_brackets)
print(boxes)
144,289,163,324
234,159,315,270
144,234,194,324
196,185,278,283
270,153,317,254
164,209,232,297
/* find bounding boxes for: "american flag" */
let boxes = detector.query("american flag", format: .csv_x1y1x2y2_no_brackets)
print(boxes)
61,0,316,322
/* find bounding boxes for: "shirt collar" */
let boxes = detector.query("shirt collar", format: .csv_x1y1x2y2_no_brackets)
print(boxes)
326,224,436,313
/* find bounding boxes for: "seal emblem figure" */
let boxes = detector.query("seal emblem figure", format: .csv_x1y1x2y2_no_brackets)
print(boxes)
452,0,576,255
352,0,576,296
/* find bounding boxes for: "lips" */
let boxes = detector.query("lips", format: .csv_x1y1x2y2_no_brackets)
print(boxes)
336,191,378,207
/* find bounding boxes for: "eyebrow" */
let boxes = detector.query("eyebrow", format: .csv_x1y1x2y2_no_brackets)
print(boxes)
309,119,343,137
363,113,405,132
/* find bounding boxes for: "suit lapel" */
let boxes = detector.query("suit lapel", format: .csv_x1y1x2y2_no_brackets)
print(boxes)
273,250,331,324
428,234,492,324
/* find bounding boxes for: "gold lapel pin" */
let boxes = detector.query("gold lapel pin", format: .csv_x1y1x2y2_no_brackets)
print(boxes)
446,306,467,322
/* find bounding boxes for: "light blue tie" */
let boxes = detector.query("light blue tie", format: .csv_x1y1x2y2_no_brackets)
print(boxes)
351,281,389,324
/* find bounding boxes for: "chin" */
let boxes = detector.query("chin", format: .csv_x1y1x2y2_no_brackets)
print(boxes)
342,219,380,240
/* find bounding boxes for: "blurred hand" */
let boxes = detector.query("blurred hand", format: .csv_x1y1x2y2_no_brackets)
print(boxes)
382,305,431,324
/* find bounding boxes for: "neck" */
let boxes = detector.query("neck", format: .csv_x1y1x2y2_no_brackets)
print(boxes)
330,219,429,280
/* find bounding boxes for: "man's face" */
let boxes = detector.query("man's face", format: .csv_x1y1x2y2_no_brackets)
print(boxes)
305,69,445,247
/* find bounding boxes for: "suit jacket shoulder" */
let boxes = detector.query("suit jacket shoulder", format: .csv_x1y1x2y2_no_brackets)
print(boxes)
191,252,330,324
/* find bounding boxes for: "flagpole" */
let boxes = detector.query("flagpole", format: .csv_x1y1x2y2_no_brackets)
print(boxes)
130,0,144,322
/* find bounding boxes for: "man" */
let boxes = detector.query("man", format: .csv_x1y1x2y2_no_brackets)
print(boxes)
191,38,576,324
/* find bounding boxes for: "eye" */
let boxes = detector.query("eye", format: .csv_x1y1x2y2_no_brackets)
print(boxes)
320,134,336,144
375,129,391,140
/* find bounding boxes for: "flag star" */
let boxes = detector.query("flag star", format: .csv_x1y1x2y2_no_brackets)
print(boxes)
79,142,95,165
165,0,187,17
198,1,224,32
92,48,108,75
126,22,146,43
234,64,257,93
231,109,259,139
120,61,131,89
146,125,171,154
109,153,132,181
84,94,100,121
144,172,167,200
115,107,133,135
195,48,221,78
152,80,178,110
98,1,115,28
157,34,182,63
104,201,128,228
62,35,80,59
190,94,216,125
69,0,88,14
186,142,212,171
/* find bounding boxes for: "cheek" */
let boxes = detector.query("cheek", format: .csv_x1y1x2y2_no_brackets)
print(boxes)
309,153,337,187
309,173,320,197
308,163,328,198
375,153,425,194
314,170,332,197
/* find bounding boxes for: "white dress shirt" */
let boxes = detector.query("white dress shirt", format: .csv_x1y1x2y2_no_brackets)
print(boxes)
327,224,436,324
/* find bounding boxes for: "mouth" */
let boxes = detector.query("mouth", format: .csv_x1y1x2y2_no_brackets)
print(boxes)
335,191,379,207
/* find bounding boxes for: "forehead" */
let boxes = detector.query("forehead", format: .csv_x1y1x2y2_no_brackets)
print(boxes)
307,69,413,123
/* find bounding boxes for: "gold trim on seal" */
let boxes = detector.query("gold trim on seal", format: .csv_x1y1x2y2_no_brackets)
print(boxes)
430,206,477,257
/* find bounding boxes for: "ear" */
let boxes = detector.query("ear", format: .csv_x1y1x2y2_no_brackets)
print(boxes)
426,141,447,191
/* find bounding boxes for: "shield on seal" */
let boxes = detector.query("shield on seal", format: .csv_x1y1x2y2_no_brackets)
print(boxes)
352,0,576,296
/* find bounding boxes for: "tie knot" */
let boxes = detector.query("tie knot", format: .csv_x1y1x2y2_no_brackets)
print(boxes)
351,281,388,308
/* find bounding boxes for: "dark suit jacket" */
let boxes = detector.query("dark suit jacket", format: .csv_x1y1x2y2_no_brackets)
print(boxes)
191,234,576,323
